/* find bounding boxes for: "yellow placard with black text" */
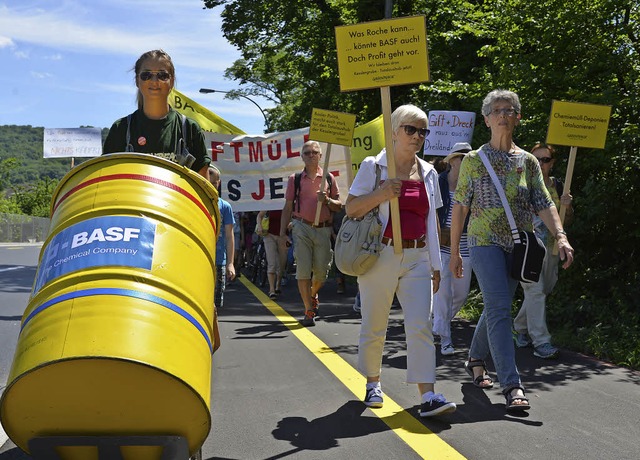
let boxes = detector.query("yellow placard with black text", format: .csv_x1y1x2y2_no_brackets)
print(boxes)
309,109,357,147
335,16,429,91
546,100,611,149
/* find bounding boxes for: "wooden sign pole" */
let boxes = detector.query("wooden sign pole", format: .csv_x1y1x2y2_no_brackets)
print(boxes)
553,145,577,255
381,86,403,254
314,143,333,226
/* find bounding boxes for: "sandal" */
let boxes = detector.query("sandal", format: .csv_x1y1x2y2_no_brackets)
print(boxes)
269,292,277,299
504,386,530,412
464,359,494,389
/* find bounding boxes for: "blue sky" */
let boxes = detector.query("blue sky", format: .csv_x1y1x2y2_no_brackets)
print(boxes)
0,0,272,135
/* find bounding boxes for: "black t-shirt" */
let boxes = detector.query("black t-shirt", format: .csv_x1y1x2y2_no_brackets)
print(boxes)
102,107,211,173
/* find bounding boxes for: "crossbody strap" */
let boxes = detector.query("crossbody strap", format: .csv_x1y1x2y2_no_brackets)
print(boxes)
372,163,381,216
476,147,521,244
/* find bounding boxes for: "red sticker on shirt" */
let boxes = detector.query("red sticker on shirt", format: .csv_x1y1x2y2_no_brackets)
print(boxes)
138,136,146,146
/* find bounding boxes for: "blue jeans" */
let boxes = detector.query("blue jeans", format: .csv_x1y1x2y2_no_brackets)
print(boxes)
469,245,522,391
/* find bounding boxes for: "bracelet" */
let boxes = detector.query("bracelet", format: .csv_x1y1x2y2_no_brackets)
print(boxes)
555,229,567,239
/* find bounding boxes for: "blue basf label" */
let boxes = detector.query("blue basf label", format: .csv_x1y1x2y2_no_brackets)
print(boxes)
33,216,156,295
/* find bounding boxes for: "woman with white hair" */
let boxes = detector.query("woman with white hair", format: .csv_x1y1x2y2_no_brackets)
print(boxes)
449,89,574,412
346,104,456,418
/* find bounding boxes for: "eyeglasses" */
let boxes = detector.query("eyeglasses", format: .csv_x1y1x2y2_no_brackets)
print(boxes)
537,157,553,164
401,125,429,137
490,108,517,117
302,150,320,156
139,71,171,82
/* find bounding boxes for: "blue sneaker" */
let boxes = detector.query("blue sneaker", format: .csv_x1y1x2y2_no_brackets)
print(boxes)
419,392,456,417
514,332,532,348
364,385,383,408
533,343,559,359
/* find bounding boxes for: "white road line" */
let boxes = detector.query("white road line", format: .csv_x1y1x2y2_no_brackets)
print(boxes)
0,266,26,273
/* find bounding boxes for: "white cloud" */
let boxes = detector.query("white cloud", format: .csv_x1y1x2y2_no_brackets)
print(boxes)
44,53,63,60
14,50,29,59
0,35,14,48
30,71,53,79
0,1,237,73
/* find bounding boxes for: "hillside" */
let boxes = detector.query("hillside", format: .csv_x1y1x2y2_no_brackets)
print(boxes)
0,125,107,189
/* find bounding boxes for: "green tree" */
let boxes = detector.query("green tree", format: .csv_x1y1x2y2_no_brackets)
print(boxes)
205,0,640,367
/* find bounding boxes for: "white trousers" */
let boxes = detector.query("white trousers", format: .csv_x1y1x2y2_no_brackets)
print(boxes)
357,244,435,384
514,250,559,346
432,252,472,345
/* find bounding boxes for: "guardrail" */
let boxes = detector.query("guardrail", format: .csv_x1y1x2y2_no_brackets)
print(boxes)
0,213,50,243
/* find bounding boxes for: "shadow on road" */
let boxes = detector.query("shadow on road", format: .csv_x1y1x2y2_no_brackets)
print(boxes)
268,400,388,457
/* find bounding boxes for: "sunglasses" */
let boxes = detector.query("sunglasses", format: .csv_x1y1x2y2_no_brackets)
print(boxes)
139,71,171,82
302,150,320,156
537,157,553,164
401,125,429,137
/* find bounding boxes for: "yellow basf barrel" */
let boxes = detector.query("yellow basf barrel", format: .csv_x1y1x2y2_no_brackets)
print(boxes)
0,154,219,460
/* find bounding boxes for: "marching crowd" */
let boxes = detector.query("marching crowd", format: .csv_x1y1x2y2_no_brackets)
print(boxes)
104,49,575,420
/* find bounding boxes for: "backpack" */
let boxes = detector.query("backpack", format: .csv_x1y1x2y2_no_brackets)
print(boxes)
125,112,195,168
293,171,334,213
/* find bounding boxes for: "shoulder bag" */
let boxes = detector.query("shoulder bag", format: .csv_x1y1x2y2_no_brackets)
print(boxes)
477,148,546,283
334,164,383,276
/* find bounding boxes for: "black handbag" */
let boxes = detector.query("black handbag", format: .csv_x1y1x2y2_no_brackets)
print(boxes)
511,230,546,283
477,148,546,283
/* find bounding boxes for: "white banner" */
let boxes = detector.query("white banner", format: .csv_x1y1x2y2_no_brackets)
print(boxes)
207,127,350,212
423,111,476,157
43,128,103,158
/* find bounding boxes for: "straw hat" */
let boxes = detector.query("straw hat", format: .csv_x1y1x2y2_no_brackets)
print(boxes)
444,142,472,162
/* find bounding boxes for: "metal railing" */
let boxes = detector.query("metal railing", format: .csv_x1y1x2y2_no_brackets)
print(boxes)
0,213,50,243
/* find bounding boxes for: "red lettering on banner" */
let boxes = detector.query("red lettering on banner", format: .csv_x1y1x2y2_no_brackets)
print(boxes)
229,142,244,163
249,141,263,162
211,141,224,162
286,138,300,159
251,179,265,200
267,140,281,160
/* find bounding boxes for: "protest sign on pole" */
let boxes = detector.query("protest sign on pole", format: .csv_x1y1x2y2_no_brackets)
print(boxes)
43,128,103,159
423,111,476,157
309,108,357,224
335,15,430,253
545,100,611,253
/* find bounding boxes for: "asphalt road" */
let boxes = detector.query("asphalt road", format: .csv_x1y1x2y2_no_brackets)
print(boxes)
1,244,639,459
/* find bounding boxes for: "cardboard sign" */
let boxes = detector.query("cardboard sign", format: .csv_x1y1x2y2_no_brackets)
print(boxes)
546,100,611,149
309,109,357,146
423,111,476,156
43,128,103,158
335,16,429,91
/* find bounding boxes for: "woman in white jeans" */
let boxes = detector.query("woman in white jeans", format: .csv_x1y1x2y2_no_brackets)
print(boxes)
514,143,573,359
345,104,456,418
433,143,473,356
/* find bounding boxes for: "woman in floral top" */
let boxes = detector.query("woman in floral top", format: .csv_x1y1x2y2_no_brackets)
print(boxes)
449,89,575,413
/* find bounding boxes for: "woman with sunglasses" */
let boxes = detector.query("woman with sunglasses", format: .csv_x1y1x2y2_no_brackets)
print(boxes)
345,104,456,418
449,90,574,413
513,143,573,359
103,49,211,179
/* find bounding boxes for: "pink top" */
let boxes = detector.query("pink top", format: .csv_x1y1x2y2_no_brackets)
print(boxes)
285,168,339,223
383,180,428,239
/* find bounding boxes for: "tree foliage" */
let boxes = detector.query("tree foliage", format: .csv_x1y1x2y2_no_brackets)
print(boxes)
206,0,640,367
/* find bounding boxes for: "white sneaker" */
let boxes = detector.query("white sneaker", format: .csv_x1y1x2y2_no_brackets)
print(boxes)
441,344,455,356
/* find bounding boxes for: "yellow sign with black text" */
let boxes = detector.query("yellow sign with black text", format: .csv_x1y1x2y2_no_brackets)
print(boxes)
309,109,357,146
546,100,611,149
335,16,429,91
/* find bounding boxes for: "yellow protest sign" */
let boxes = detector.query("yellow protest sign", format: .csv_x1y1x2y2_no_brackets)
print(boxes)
546,100,611,149
170,89,245,134
309,109,357,146
335,16,429,91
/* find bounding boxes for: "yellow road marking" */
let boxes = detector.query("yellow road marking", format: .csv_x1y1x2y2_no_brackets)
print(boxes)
239,276,465,459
